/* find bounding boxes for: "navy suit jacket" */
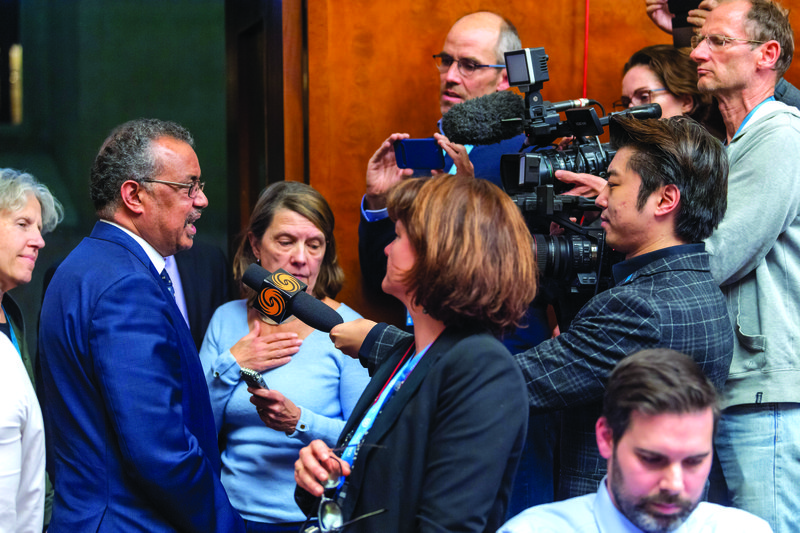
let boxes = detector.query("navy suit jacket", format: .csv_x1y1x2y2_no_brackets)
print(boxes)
39,222,244,532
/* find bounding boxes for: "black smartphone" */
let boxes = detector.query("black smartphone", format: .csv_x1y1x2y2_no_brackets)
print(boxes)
240,367,269,389
393,138,445,170
668,0,702,48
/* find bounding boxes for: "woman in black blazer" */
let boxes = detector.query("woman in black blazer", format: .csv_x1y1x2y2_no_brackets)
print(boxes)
293,175,537,532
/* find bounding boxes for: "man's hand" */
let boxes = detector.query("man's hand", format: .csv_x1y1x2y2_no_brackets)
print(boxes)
230,320,301,373
295,440,351,497
646,0,719,34
365,133,415,210
330,318,378,358
249,388,301,433
554,170,607,197
432,132,475,178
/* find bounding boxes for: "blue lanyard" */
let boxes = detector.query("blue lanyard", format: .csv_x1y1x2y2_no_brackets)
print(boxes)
734,96,776,138
1,304,21,356
341,342,431,468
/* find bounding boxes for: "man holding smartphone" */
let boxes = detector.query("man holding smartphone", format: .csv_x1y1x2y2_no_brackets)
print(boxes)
357,12,556,516
359,11,532,299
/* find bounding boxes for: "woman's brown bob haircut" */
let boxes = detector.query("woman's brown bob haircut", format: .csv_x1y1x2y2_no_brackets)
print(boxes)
386,175,537,336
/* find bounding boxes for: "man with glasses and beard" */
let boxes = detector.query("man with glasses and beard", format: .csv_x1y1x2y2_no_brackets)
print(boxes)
499,349,772,533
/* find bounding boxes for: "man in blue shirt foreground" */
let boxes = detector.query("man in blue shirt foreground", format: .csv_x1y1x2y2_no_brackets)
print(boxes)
499,348,772,533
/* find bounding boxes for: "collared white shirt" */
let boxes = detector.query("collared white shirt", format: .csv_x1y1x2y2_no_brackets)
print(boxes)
100,219,166,274
499,477,773,533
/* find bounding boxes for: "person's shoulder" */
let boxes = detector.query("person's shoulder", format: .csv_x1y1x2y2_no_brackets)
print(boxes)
442,330,522,376
210,299,247,322
498,495,597,533
691,502,774,532
333,302,362,321
752,100,800,134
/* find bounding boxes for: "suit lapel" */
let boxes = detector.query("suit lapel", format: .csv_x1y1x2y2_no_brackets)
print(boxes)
337,328,465,516
90,222,196,350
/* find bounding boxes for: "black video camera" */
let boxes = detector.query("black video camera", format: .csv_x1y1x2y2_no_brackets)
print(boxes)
501,47,661,327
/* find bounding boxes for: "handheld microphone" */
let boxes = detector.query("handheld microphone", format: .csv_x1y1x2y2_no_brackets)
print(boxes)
242,263,344,332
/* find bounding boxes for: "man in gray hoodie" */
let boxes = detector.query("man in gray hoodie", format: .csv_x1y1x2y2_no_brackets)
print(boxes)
689,1,800,532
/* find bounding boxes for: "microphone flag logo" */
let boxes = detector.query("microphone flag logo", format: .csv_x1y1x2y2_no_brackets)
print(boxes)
254,268,308,323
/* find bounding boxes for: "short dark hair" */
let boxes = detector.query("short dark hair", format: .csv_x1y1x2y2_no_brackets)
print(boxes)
232,181,344,300
739,0,794,78
90,118,193,218
609,114,728,243
386,175,537,336
602,348,720,445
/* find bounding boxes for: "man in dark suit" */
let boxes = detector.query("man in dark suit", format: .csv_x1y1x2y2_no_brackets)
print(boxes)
39,119,244,532
357,114,734,501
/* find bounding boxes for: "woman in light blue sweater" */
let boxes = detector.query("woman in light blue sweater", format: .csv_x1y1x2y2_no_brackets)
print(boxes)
200,182,369,532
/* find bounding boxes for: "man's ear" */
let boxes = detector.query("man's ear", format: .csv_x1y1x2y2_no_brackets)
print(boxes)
757,40,781,72
496,69,510,92
596,416,615,460
120,180,146,214
655,183,681,217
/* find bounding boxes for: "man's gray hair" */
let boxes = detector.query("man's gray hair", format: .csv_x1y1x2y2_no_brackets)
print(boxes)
90,118,193,219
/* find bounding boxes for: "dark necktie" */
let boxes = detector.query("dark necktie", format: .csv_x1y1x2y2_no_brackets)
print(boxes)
160,268,175,298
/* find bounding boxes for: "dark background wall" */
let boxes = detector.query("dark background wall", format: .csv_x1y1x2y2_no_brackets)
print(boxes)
1,0,228,350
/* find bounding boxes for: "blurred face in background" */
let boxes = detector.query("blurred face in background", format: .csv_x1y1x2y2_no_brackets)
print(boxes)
621,65,693,118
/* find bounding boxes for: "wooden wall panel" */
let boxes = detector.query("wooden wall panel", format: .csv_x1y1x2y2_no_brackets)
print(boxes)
305,0,800,324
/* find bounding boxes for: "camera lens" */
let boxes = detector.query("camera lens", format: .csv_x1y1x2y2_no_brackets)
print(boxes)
533,234,598,279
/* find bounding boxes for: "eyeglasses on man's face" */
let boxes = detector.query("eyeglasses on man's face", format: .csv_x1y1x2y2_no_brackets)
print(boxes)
433,52,505,78
143,178,205,198
690,33,767,51
613,88,668,111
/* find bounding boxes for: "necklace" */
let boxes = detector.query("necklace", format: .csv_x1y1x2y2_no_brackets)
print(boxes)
256,312,297,325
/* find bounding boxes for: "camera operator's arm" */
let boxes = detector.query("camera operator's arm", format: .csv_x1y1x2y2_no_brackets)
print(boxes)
365,133,415,210
645,0,719,34
432,133,475,179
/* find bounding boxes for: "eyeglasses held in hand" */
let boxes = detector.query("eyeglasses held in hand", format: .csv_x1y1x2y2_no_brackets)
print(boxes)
612,88,668,111
433,53,505,77
691,33,767,51
302,445,386,532
143,178,205,198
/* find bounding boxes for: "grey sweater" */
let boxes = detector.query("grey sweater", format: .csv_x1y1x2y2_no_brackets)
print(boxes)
705,100,800,408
